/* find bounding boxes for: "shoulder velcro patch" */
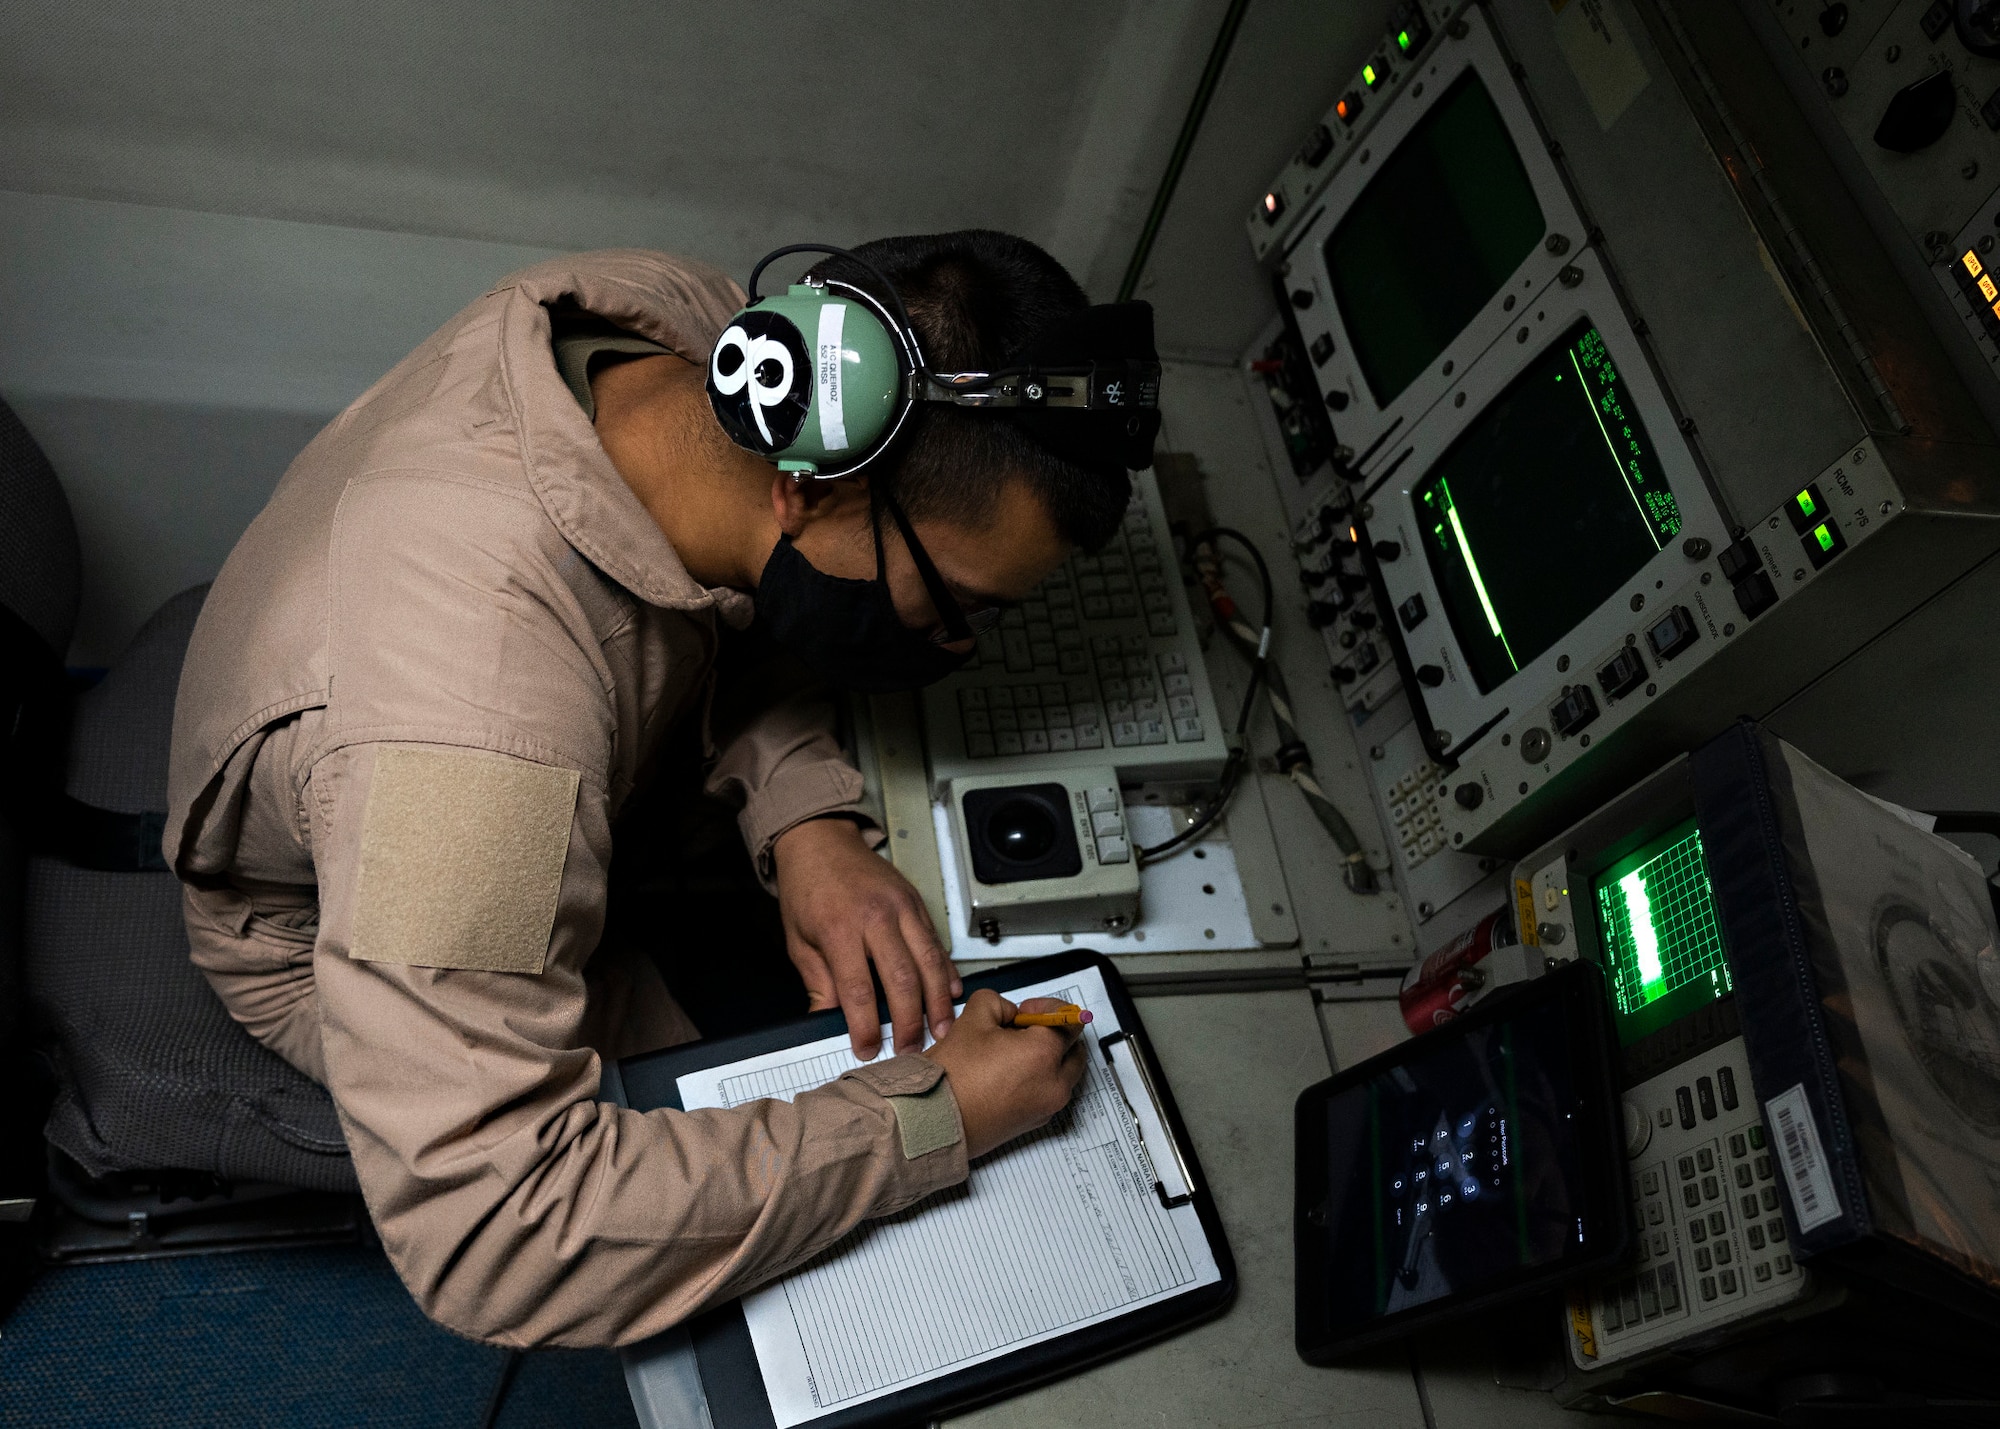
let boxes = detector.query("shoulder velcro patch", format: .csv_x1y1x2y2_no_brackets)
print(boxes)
350,746,580,974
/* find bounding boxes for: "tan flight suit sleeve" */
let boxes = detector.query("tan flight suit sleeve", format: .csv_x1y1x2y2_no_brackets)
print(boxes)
701,627,878,883
307,738,968,1348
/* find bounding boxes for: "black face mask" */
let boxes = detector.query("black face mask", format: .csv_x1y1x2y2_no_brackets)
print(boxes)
755,495,975,694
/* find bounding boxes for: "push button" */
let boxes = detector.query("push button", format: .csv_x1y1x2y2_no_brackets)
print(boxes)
1646,606,1699,663
1718,1066,1739,1111
1733,570,1778,620
1802,520,1847,569
1551,686,1599,737
1696,1076,1717,1121
1597,647,1646,700
1398,594,1427,630
1716,537,1762,583
1785,483,1829,533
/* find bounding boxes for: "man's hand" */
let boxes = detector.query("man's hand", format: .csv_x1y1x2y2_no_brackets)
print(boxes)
773,816,960,1058
921,991,1087,1158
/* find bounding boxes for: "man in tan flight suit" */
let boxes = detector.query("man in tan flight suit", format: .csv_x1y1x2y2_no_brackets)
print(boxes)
164,233,1145,1347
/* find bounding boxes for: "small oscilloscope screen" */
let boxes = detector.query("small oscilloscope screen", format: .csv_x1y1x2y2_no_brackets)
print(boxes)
1410,318,1681,694
1321,70,1546,407
1592,818,1733,1047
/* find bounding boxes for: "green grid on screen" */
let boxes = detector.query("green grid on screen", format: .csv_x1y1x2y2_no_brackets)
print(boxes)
1594,820,1731,1019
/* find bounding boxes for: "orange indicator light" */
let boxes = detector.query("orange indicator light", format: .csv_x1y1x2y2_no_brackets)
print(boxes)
1981,275,1998,303
1965,250,1985,278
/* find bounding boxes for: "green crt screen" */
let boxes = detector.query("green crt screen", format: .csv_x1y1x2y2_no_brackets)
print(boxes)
1411,318,1681,694
1322,70,1545,407
1591,818,1732,1046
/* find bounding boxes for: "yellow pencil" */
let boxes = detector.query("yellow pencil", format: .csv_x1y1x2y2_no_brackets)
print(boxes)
1010,1004,1093,1028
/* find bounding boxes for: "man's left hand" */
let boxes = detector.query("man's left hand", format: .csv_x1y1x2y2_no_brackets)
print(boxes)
772,817,961,1059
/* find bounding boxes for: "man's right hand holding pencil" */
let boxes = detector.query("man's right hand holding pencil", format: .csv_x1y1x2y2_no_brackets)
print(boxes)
921,991,1090,1158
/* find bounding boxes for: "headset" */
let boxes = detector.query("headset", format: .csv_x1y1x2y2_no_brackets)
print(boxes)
706,242,1162,480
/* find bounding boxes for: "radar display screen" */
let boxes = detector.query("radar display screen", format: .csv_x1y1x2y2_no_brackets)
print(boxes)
1411,318,1681,694
1322,70,1546,407
1592,818,1732,1047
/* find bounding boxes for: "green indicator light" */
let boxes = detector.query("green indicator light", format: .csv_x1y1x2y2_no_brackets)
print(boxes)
1397,29,1413,52
1796,490,1819,518
1814,524,1835,552
1363,63,1378,86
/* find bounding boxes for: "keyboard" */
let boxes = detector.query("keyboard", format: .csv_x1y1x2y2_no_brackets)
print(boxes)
921,471,1232,793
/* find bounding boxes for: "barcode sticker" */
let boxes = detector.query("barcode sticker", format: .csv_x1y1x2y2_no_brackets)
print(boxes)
1765,1083,1842,1232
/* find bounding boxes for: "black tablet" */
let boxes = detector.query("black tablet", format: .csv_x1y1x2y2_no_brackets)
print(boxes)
1294,959,1630,1363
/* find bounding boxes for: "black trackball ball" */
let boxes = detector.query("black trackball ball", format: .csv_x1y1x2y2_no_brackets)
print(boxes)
987,797,1059,864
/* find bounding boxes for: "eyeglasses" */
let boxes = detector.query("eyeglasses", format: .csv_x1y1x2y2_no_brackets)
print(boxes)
879,495,997,646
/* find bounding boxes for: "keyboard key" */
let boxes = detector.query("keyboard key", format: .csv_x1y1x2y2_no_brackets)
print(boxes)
1742,1195,1759,1220
1157,652,1186,673
1072,700,1102,722
1600,1293,1622,1333
1678,1155,1696,1181
988,685,1013,707
1046,584,1075,605
1078,574,1106,596
1111,594,1139,618
1049,729,1076,752
1713,1240,1731,1265
1699,1276,1717,1302
1134,698,1164,721
1640,1270,1660,1319
1056,628,1083,650
991,709,1018,732
1747,1224,1765,1250
1148,614,1178,637
1013,683,1040,704
966,732,996,758
1749,1124,1766,1150
1075,724,1104,749
1103,677,1129,699
1645,1200,1664,1226
1753,1261,1771,1283
1106,573,1135,595
1111,720,1142,747
976,632,1004,663
1773,1253,1791,1275
1096,835,1130,864
1143,591,1172,614
1018,708,1044,731
1039,683,1064,704
1140,719,1168,744
1106,700,1134,722
1164,672,1194,696
1173,716,1204,742
1761,1186,1779,1211
1718,1065,1739,1110
1718,1268,1738,1295
1709,1210,1726,1236
1658,1264,1681,1312
1059,651,1089,674
1729,1133,1747,1159
1702,1175,1719,1200
1696,1077,1717,1120
1046,705,1070,726
1024,600,1049,621
1001,608,1026,628
1695,1247,1711,1273
1767,1217,1785,1242
1083,596,1112,620
1754,1154,1772,1180
959,688,987,709
1092,810,1123,837
1087,786,1119,813
1697,1148,1714,1173
1030,642,1058,666
996,732,1023,755
1022,730,1049,753
962,710,991,734
1003,631,1033,671
1092,635,1120,656
1734,1164,1753,1190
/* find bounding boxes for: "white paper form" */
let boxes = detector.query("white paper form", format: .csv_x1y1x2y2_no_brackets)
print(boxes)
675,965,1221,1428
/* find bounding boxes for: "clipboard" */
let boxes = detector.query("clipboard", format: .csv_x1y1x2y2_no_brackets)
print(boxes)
616,950,1236,1429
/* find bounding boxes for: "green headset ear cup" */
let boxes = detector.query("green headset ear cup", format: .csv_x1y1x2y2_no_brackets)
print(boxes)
707,286,904,471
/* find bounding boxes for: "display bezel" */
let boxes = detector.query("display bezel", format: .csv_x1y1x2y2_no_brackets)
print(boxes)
1292,959,1630,1363
1360,248,1729,765
1285,6,1589,464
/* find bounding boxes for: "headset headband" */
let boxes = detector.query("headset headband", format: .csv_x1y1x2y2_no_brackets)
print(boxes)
707,241,1160,480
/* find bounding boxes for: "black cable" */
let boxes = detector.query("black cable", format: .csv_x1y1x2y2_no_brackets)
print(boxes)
1151,526,1377,891
1116,0,1253,302
1136,527,1271,865
480,1349,524,1429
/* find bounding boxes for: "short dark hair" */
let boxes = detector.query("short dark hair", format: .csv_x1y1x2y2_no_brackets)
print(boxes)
808,231,1131,551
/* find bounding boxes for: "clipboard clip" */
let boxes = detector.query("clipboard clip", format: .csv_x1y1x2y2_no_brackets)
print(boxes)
1099,1028,1198,1209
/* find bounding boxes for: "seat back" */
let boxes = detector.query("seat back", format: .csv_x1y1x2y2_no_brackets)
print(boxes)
26,588,356,1193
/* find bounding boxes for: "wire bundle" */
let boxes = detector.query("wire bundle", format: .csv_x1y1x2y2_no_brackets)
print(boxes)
1134,526,1377,894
